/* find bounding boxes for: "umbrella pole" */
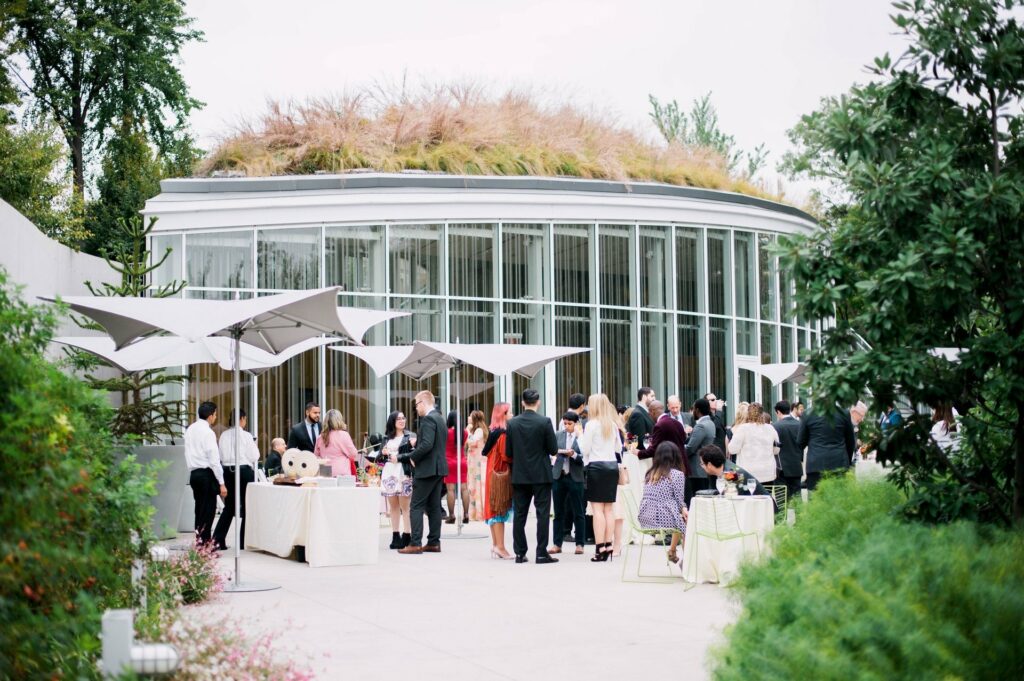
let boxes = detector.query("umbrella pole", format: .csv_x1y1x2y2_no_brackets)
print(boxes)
449,361,486,540
224,328,279,593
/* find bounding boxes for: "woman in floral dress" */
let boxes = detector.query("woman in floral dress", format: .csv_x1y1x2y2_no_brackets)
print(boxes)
464,410,488,521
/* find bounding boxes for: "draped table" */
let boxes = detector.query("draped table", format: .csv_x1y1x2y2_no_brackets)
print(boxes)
245,483,380,567
681,495,774,585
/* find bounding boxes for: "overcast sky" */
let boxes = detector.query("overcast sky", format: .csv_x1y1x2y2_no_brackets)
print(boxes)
180,0,909,201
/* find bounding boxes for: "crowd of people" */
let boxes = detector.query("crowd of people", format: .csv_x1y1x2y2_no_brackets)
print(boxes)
183,383,943,563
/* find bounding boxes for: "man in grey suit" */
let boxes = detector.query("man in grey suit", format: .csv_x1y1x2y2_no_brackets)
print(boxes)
773,400,804,501
798,407,856,491
684,398,716,503
506,389,560,564
397,390,449,554
667,395,695,429
550,411,585,556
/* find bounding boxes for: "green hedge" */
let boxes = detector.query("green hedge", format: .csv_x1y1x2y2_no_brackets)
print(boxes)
712,476,1024,681
0,271,155,679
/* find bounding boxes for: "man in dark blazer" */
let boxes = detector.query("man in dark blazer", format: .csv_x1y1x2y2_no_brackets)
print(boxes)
550,411,585,556
798,407,856,491
506,388,559,564
626,387,656,456
704,392,728,454
773,400,804,502
684,398,715,503
647,400,689,463
397,390,449,554
287,401,321,452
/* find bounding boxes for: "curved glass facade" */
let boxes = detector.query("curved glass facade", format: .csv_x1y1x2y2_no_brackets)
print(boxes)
147,178,819,451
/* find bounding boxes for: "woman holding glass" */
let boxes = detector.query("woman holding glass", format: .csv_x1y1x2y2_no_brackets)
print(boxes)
380,410,414,549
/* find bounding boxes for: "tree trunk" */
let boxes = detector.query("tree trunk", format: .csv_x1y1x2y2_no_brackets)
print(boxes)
71,131,85,197
1014,404,1024,525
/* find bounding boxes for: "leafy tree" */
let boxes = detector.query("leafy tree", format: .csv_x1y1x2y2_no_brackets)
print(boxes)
73,214,187,443
649,91,768,177
3,0,203,196
779,0,1024,524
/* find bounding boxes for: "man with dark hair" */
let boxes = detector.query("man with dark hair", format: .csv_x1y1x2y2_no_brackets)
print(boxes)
648,400,689,465
288,400,321,452
212,408,259,550
627,386,656,456
792,400,806,420
184,401,226,547
550,411,585,556
506,388,559,564
703,392,728,453
562,393,589,544
568,392,588,429
684,398,715,502
798,407,857,491
698,445,772,501
773,400,803,501
397,390,448,554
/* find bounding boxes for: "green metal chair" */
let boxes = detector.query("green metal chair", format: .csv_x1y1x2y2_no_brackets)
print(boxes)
765,484,788,524
688,497,762,585
619,487,681,583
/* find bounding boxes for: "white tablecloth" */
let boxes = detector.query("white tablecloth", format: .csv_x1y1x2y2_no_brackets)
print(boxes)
681,496,774,585
245,483,380,567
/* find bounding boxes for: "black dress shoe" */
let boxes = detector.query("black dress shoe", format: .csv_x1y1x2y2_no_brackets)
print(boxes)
214,543,229,552
515,555,529,563
535,555,559,564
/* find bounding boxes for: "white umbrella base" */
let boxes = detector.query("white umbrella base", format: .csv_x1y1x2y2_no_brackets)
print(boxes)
223,580,281,593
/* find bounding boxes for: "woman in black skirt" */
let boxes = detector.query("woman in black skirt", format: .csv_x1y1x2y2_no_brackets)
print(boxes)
579,393,623,562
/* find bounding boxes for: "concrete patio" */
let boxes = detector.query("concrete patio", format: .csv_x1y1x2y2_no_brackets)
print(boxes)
182,513,736,681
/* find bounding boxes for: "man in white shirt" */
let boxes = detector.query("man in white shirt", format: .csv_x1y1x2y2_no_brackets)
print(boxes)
213,409,259,551
184,401,226,547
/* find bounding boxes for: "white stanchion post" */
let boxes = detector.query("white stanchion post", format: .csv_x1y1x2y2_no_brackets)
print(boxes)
101,610,133,679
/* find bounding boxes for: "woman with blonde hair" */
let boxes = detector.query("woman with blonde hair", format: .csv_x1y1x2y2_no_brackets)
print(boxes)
314,409,359,476
464,410,489,521
579,393,622,562
725,401,751,459
727,402,779,484
482,402,514,559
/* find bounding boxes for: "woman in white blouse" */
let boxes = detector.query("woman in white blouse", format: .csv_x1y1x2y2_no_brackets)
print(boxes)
726,402,780,484
579,394,623,562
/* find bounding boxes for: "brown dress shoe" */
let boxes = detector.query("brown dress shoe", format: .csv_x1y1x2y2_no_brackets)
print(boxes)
397,545,423,554
422,544,441,553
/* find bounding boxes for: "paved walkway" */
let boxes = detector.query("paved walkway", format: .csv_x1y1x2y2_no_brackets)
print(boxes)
182,515,735,681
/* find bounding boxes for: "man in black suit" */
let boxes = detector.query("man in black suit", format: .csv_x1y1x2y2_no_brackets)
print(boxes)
287,401,321,452
626,387,656,456
397,390,449,554
798,407,856,491
704,392,728,454
550,411,585,556
773,400,804,502
506,389,559,564
648,400,689,464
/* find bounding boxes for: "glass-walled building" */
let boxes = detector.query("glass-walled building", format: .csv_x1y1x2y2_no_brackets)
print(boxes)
144,173,818,451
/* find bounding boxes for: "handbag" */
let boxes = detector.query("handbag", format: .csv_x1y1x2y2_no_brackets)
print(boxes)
618,464,630,486
488,434,513,516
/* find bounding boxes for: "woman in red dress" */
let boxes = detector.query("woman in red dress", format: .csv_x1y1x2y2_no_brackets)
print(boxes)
444,410,470,523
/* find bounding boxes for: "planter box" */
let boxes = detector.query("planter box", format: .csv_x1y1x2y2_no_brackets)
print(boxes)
131,445,189,540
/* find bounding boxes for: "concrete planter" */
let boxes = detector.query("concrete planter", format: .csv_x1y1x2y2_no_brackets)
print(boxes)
131,445,189,540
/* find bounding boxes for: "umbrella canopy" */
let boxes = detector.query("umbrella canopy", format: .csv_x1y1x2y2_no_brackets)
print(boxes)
332,341,590,380
735,359,809,386
41,287,405,350
52,335,340,375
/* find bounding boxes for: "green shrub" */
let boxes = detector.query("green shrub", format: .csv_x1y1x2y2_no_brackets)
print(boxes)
712,476,1024,681
0,270,155,679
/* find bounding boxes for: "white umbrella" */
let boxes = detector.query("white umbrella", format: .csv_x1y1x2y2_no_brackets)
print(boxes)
43,287,406,592
52,335,340,375
333,340,590,536
735,358,809,387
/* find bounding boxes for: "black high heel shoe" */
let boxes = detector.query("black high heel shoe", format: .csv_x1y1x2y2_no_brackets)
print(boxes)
591,542,611,562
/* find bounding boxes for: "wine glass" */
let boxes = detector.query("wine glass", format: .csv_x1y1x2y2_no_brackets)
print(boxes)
715,477,726,495
746,479,757,495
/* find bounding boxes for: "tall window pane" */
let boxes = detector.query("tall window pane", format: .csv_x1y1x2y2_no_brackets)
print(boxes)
451,300,496,419
152,234,183,293
734,231,755,319
677,314,704,406
675,227,702,313
707,230,730,315
327,296,386,449
779,271,795,324
502,223,549,301
389,297,444,421
255,348,319,455
555,304,595,411
761,323,778,406
554,224,593,304
639,226,668,309
600,307,634,405
258,227,319,290
188,364,252,446
709,317,731,406
599,224,632,307
640,311,672,398
759,234,777,321
325,225,384,293
736,320,756,356
780,325,796,402
390,224,442,296
505,302,549,408
449,223,495,298
188,231,252,289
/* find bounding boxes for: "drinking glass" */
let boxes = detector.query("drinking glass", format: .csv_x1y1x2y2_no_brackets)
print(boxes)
715,477,726,495
746,479,757,495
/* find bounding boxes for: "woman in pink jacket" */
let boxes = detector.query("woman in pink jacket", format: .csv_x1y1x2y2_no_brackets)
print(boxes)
314,409,359,476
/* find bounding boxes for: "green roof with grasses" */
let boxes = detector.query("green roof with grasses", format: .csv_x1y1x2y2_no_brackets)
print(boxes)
199,86,784,203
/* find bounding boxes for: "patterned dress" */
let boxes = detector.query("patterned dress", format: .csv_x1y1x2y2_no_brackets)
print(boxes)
637,468,687,533
465,427,486,521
